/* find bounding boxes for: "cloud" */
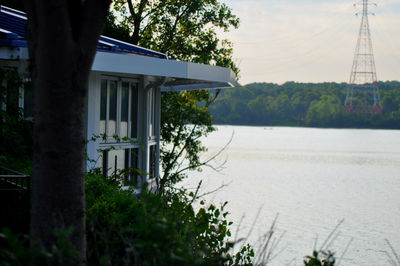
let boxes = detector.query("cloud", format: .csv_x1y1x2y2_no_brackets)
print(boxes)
220,0,400,84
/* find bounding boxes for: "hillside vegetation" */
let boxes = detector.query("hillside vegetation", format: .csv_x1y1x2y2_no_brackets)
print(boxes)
209,81,400,129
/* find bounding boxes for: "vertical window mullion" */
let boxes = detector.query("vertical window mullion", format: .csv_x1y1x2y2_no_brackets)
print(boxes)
148,88,152,137
153,88,155,136
106,81,110,138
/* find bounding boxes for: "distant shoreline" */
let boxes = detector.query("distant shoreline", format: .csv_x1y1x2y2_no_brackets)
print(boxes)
212,123,400,131
208,82,400,130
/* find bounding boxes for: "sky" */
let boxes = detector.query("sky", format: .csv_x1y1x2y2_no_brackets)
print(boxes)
219,0,400,85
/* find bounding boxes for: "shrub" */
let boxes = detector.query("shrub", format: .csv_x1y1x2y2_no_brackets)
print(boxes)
0,172,254,265
0,69,33,174
85,172,253,265
304,250,335,266
0,227,79,266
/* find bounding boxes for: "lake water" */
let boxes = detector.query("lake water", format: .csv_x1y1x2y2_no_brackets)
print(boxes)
182,126,400,265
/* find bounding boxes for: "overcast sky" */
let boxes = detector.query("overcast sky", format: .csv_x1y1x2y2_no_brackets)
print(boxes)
219,0,400,85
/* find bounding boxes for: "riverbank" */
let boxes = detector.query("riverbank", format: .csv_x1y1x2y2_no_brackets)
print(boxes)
208,81,400,130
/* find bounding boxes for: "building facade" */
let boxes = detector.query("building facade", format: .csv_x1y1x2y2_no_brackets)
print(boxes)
0,6,238,186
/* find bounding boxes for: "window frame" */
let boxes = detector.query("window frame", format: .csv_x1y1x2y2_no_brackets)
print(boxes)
98,76,143,181
94,75,161,184
99,77,139,143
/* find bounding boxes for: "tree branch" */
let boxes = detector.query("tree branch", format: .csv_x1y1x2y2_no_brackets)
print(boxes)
160,4,192,53
175,129,233,176
127,0,136,17
161,122,184,180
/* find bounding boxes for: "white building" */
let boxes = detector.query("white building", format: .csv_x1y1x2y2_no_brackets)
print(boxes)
0,6,238,186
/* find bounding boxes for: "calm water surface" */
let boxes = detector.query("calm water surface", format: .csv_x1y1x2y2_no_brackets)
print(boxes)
183,126,400,265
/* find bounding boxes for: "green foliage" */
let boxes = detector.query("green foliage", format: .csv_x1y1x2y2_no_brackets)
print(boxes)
160,90,216,191
0,227,79,266
304,250,336,266
0,69,33,173
305,95,344,127
109,0,240,74
1,171,254,265
102,12,133,44
209,81,400,129
85,172,254,265
105,1,240,190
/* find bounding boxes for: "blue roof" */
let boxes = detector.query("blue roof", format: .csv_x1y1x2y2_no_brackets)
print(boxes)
0,5,167,59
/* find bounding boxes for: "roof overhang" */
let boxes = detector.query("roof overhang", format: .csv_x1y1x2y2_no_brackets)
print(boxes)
92,51,239,91
0,47,239,91
0,5,239,90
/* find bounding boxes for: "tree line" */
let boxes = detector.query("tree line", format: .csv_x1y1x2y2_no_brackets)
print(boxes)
209,81,400,129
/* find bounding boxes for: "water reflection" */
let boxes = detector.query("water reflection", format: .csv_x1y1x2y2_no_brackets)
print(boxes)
185,126,400,265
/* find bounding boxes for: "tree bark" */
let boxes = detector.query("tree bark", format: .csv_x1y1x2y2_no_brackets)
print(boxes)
23,1,111,263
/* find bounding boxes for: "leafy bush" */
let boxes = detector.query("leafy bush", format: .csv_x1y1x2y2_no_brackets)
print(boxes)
85,172,253,265
304,250,335,266
0,227,79,266
0,69,33,174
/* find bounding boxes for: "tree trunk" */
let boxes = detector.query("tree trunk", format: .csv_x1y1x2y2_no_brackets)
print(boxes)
23,1,110,263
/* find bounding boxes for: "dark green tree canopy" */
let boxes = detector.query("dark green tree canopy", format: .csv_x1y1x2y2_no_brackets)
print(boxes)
109,0,240,74
209,81,400,129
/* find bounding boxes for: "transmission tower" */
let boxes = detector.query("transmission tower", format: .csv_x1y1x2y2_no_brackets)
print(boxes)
345,0,381,114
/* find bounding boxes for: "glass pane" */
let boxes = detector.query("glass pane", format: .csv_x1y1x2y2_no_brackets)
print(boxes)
23,88,34,118
149,145,156,178
108,80,117,138
130,148,139,183
123,148,139,185
149,88,156,137
100,80,107,135
130,83,138,138
102,150,108,177
6,79,19,109
120,82,129,138
124,149,130,184
107,149,125,177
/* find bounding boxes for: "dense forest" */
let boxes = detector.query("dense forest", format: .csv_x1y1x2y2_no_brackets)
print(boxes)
209,81,400,129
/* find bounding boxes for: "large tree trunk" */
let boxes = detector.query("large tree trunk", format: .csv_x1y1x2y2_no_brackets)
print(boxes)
23,1,110,263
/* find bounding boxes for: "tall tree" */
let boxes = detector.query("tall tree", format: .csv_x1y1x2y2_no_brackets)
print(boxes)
22,1,111,262
111,0,239,71
108,0,240,191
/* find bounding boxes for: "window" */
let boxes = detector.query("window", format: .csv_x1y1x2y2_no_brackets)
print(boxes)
100,79,138,140
149,145,157,178
131,83,138,138
101,148,139,184
149,87,156,137
97,77,159,182
23,87,33,119
99,78,141,182
120,82,129,138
